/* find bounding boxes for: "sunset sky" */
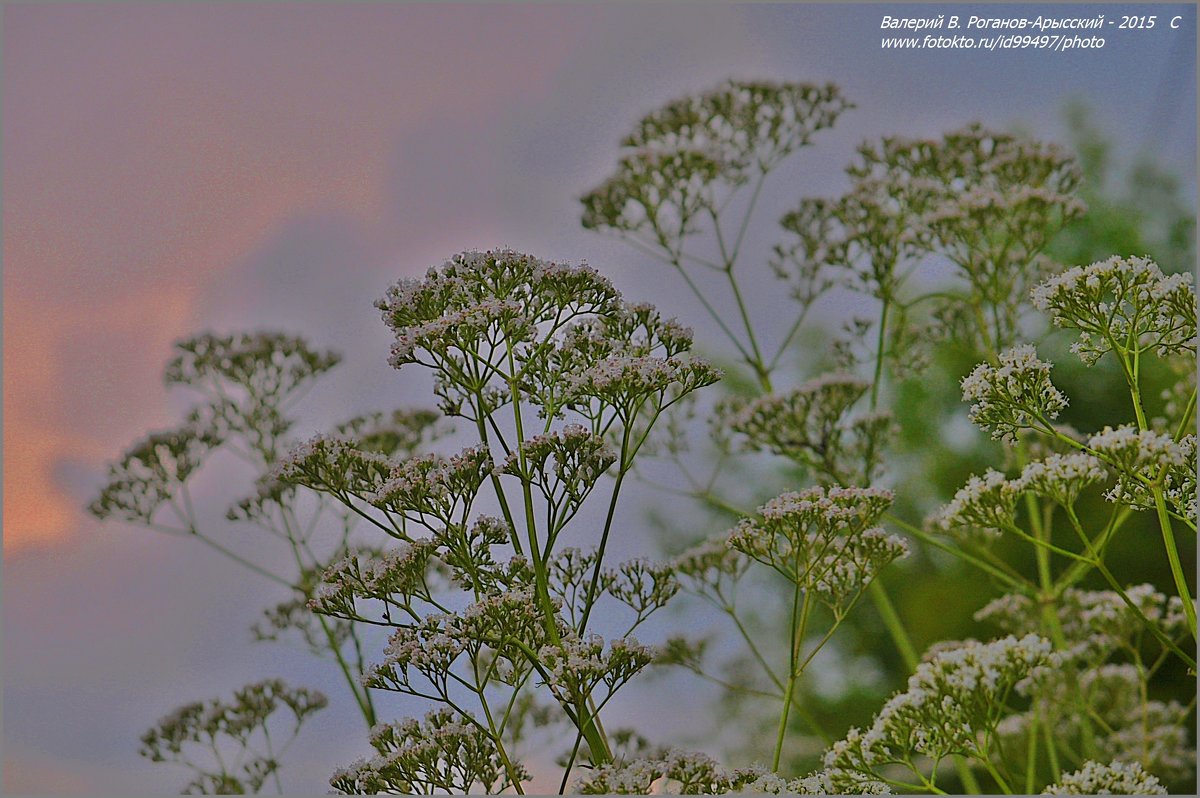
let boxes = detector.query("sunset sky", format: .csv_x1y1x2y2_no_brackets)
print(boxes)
4,3,1196,793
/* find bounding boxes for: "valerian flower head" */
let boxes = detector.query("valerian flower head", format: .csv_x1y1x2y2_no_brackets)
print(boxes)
436,515,523,593
330,709,527,794
574,749,731,795
141,680,326,794
1031,256,1198,365
1041,760,1166,795
976,585,1189,663
225,473,296,525
728,487,906,613
995,666,1196,787
1087,426,1195,519
164,331,341,399
333,408,449,458
728,374,893,483
157,333,340,461
575,750,890,795
621,80,851,173
377,249,622,381
581,148,727,243
774,177,931,306
363,615,470,695
537,633,655,706
929,469,1019,539
564,354,721,418
368,445,494,523
582,81,850,243
501,424,616,502
825,635,1057,771
309,541,439,620
961,344,1068,441
601,558,680,622
1014,452,1108,507
671,533,750,587
89,424,221,523
848,125,1083,349
519,304,710,420
1042,665,1196,785
273,434,394,498
732,766,891,795
253,592,352,655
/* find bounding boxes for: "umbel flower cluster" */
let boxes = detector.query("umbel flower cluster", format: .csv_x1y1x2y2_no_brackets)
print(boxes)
139,680,327,795
90,76,1196,795
267,248,734,793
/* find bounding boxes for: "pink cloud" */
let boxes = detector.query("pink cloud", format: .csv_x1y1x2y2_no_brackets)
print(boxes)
2,3,594,552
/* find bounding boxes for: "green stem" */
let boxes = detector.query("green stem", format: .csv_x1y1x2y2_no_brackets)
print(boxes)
884,513,1033,593
772,584,809,771
1063,506,1196,669
981,754,1014,794
1153,488,1197,636
870,298,890,409
868,580,918,670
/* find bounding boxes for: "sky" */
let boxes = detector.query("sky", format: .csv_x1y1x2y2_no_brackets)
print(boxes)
3,3,1196,794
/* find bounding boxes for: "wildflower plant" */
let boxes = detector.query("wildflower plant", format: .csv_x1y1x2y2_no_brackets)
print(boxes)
91,77,1196,795
582,77,1195,795
265,248,720,793
92,332,451,785
139,680,327,794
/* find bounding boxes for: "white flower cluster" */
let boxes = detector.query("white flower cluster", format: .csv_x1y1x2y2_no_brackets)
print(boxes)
728,487,907,613
332,407,447,457
1031,256,1197,365
1088,426,1195,519
582,80,849,241
537,634,655,706
163,331,341,400
1041,760,1166,795
564,353,721,417
141,680,327,794
364,588,553,696
601,558,680,626
996,662,1194,787
309,542,438,620
387,298,536,369
581,148,726,242
330,709,527,794
1016,452,1108,507
825,635,1057,771
735,767,891,795
671,533,750,593
574,748,889,795
368,445,494,523
961,344,1068,441
437,515,521,593
273,434,393,498
89,424,222,523
363,615,468,695
847,124,1083,349
728,374,893,483
1079,666,1195,784
501,424,616,502
929,469,1019,539
773,177,930,305
976,585,1189,663
518,303,714,423
932,453,1108,538
379,249,620,343
226,473,295,524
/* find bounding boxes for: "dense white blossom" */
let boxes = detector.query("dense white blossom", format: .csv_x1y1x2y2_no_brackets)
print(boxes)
1031,256,1197,365
1042,760,1166,795
961,345,1068,440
